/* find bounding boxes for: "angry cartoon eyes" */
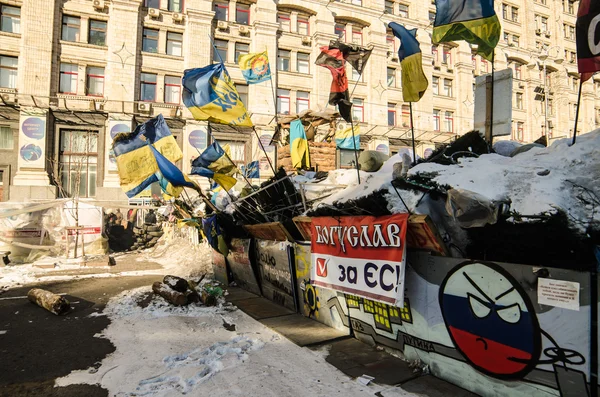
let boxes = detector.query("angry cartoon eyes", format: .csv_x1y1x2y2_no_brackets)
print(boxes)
468,293,522,323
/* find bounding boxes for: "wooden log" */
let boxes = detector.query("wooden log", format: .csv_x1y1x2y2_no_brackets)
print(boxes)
152,282,188,306
27,288,70,315
185,290,200,304
163,275,188,293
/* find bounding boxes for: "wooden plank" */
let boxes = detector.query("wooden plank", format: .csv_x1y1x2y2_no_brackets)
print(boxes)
407,214,449,256
293,216,312,241
243,222,294,242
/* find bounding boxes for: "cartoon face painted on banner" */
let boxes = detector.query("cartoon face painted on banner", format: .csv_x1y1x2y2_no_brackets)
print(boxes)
439,261,541,379
250,54,270,79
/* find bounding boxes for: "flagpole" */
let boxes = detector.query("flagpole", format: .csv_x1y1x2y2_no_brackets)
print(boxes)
409,102,416,163
489,50,495,148
572,78,583,145
251,125,277,175
349,117,361,184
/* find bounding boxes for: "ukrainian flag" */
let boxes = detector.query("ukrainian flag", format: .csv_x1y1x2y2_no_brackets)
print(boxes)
335,123,360,150
113,114,183,198
389,23,428,103
182,63,253,127
149,145,198,198
191,142,238,191
433,0,500,61
244,160,260,178
238,51,272,84
290,119,310,169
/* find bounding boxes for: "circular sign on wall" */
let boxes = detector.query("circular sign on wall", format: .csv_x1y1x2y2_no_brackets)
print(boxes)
259,134,274,153
188,130,208,149
20,144,43,162
22,118,45,140
376,144,389,155
110,123,130,140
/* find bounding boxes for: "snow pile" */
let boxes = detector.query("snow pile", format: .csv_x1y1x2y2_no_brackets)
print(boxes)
143,237,212,278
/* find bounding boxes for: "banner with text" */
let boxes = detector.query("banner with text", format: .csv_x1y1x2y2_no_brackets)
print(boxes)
311,214,409,306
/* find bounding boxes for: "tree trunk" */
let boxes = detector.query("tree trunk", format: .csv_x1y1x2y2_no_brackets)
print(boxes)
152,282,188,306
27,288,70,315
163,275,189,293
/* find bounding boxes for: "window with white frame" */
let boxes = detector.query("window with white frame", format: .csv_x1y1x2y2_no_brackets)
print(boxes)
401,105,410,127
564,24,575,40
388,103,396,126
387,68,396,87
213,39,228,63
444,111,453,132
164,76,181,104
386,33,396,53
277,89,290,114
236,3,250,25
0,56,17,89
59,63,78,94
88,20,107,46
443,78,453,97
297,53,310,74
297,15,309,35
0,126,13,149
433,109,440,131
515,92,523,109
142,28,159,53
1,5,21,34
385,1,394,14
278,12,290,31
237,84,248,106
59,130,98,198
214,2,228,21
167,32,183,56
432,45,438,63
351,29,362,45
352,98,364,122
442,47,451,65
86,67,104,97
277,50,290,71
168,0,183,12
432,76,439,95
61,15,80,42
296,91,309,113
350,66,361,82
140,73,157,101
234,42,249,63
398,3,409,17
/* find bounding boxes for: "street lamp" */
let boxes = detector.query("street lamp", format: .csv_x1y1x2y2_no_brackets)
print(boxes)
529,49,564,137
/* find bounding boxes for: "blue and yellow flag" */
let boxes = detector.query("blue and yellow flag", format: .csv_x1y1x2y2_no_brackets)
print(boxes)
389,23,429,103
433,0,500,61
182,63,253,127
202,214,229,256
113,114,183,198
335,123,360,150
290,119,310,169
244,160,260,178
238,51,271,84
191,142,238,191
149,145,198,198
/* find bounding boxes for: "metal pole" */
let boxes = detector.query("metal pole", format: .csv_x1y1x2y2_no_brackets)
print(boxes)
409,102,416,163
543,60,548,137
251,125,277,175
591,261,598,397
572,78,583,145
489,50,495,148
349,117,361,184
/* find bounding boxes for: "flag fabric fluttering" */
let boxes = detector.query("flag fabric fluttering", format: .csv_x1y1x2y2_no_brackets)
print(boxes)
389,23,429,102
315,46,353,123
244,160,260,178
329,41,373,76
149,145,198,198
335,122,360,150
432,0,501,61
576,0,600,82
113,114,183,198
182,63,253,127
190,142,238,191
238,51,272,84
290,119,310,169
202,214,229,256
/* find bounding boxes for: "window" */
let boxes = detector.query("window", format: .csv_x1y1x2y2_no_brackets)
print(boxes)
514,63,521,79
388,103,396,126
0,56,17,89
472,55,477,69
237,84,248,106
502,4,508,19
443,79,453,97
335,23,345,40
168,0,183,12
352,98,364,122
352,29,362,45
350,66,361,82
481,58,488,73
86,67,104,96
277,50,290,71
351,0,362,6
514,121,524,141
165,76,181,104
386,34,396,52
297,53,310,74
515,92,523,109
429,11,436,23
236,4,250,25
220,140,246,167
297,91,309,113
512,35,520,47
88,20,107,46
572,76,579,91
432,76,439,95
401,105,410,127
432,45,438,63
385,0,394,14
387,68,396,87
278,13,291,31
140,73,157,101
146,0,160,7
433,109,440,131
398,3,409,18
511,6,519,22
213,39,228,63
59,63,78,94
297,15,309,35
61,15,80,42
59,130,98,198
444,111,453,132
142,28,159,53
277,89,290,114
234,42,249,63
548,99,553,115
537,15,548,31
1,5,20,34
166,32,183,56
564,24,575,40
340,150,359,168
442,47,451,65
0,126,12,150
564,0,576,14
503,32,509,42
214,2,228,21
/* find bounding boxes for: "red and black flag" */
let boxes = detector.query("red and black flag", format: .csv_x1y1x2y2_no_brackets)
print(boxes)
329,41,373,75
315,46,352,123
577,0,600,81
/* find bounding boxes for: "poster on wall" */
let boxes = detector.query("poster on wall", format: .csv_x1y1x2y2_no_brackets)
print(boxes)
19,116,46,169
186,128,208,173
311,214,409,306
256,133,275,176
256,239,296,311
227,238,261,295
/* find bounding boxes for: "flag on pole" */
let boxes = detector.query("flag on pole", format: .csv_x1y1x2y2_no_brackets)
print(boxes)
576,0,600,82
315,46,353,123
182,63,253,127
244,161,260,178
149,145,198,198
113,115,183,198
238,51,272,84
329,41,373,75
290,119,310,169
335,122,360,150
389,23,429,102
190,142,238,191
432,0,501,61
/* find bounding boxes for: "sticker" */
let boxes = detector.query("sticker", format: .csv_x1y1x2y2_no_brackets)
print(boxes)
537,278,580,311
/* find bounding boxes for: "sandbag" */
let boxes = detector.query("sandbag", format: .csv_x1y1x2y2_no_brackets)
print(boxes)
358,150,389,172
27,288,70,315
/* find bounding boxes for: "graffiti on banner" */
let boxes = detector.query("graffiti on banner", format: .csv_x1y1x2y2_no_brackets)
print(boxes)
227,238,261,296
311,214,409,306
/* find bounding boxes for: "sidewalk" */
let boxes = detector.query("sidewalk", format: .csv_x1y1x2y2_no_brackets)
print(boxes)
225,286,478,396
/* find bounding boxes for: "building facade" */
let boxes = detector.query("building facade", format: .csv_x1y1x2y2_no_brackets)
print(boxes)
0,0,597,202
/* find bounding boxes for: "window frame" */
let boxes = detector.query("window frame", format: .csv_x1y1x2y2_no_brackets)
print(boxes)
277,89,291,114
86,66,105,97
351,29,362,46
1,4,21,34
0,55,18,89
214,2,229,21
398,3,409,18
297,52,310,74
296,91,310,114
443,78,453,97
352,98,364,123
168,0,184,12
433,109,440,131
0,125,13,150
234,42,249,63
277,49,291,71
515,92,523,109
278,12,291,32
142,28,159,53
213,39,228,63
388,103,396,126
401,105,411,128
385,0,394,14
146,0,161,8
335,23,345,40
387,67,396,87
297,16,309,35
61,15,81,42
59,129,98,199
432,76,439,95
166,31,183,56
88,19,107,46
140,72,158,102
59,63,78,95
164,75,181,104
235,3,250,25
444,111,454,133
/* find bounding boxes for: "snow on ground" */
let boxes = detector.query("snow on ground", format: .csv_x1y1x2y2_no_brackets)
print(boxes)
56,287,418,397
141,237,213,278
